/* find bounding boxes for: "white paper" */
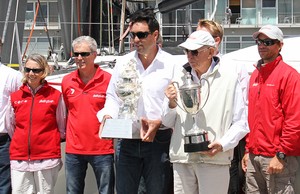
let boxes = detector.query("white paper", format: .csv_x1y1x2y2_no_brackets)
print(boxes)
100,119,140,139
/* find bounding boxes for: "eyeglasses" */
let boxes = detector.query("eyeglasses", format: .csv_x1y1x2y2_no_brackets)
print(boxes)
255,39,279,46
129,31,151,39
73,52,93,57
183,48,208,56
24,67,44,73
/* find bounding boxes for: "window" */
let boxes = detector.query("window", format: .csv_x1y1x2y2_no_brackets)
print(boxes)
36,2,47,26
25,3,34,28
49,2,59,26
262,0,276,7
242,0,255,8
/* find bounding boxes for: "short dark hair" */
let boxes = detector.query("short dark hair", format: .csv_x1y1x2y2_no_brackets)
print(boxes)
130,8,159,33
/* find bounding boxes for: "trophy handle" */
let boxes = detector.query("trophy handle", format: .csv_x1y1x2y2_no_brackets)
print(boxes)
199,78,210,109
172,81,188,113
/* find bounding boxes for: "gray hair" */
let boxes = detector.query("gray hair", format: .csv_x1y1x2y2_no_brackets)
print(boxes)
72,36,97,52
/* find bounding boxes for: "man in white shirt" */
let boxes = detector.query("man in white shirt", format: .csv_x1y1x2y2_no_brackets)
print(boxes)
197,19,249,194
163,30,249,194
97,9,176,194
0,60,22,194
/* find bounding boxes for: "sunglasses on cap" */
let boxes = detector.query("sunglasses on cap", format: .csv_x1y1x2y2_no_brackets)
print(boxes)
183,48,209,57
73,52,93,57
129,31,151,39
255,39,279,46
24,67,44,73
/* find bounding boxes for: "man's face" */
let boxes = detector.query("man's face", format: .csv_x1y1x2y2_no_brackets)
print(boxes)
130,21,158,55
256,34,282,63
185,46,214,75
73,42,96,70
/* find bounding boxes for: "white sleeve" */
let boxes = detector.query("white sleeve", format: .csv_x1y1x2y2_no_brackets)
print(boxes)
97,61,123,122
219,80,249,151
161,96,177,128
56,94,66,139
5,97,15,138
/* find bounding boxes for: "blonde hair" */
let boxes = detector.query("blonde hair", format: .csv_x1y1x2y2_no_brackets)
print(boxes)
22,53,50,84
197,19,223,40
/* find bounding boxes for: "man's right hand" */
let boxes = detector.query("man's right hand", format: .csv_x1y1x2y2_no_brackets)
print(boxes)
164,82,178,108
242,153,249,172
98,115,112,139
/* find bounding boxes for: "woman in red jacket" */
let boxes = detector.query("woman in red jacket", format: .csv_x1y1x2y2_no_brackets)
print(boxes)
6,54,66,194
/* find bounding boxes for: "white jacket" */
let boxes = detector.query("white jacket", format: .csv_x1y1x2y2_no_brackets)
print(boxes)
163,57,249,165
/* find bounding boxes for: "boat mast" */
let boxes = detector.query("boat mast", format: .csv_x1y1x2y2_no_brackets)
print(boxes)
118,0,126,54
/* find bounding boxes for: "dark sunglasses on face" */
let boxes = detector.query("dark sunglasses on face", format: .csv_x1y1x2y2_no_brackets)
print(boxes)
183,48,208,56
255,39,279,46
24,67,44,73
129,31,151,39
73,52,93,57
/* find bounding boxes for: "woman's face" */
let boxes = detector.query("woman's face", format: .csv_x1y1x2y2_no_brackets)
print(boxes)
24,59,44,89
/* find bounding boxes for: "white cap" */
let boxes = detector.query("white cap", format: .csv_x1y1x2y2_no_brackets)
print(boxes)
253,25,283,42
178,30,215,50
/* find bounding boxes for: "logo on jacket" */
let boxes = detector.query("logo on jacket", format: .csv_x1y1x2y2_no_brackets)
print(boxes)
39,99,54,104
70,88,75,95
14,100,28,104
93,94,105,98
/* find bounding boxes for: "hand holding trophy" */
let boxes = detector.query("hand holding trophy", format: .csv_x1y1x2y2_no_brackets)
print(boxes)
173,72,210,152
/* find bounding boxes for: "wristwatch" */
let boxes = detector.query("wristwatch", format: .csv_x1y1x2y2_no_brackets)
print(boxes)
276,152,286,160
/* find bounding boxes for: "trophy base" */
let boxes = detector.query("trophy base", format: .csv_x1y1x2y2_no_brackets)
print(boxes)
184,141,210,152
100,119,140,139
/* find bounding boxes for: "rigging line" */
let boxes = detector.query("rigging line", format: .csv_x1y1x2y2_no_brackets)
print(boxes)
107,0,111,51
89,0,92,36
210,0,218,20
10,0,21,65
37,0,53,53
77,0,81,36
2,0,13,44
22,2,40,61
110,0,114,50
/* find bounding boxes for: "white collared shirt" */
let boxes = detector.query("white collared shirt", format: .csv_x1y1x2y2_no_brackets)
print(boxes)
97,48,177,127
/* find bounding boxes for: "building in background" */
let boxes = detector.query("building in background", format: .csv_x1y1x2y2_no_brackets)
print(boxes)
1,0,300,65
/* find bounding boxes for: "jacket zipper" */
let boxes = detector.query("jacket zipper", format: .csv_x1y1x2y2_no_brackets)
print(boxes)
28,94,35,161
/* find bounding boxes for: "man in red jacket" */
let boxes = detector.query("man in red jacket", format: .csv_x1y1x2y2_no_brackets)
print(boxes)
61,36,114,194
242,25,300,193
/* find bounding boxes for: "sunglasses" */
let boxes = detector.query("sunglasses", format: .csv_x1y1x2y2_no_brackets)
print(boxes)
129,31,151,39
255,39,279,46
24,67,44,73
183,48,208,56
73,52,93,57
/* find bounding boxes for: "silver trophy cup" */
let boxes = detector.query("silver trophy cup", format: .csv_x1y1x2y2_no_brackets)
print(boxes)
116,59,141,121
174,72,210,152
100,59,142,139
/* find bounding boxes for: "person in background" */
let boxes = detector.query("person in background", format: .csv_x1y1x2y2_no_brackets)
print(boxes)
225,7,232,26
6,53,66,194
0,38,22,194
163,30,249,194
242,25,300,193
97,9,175,194
197,19,249,194
61,36,114,194
60,43,65,61
47,47,52,60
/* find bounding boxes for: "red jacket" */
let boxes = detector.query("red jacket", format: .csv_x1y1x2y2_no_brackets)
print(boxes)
247,55,300,157
61,66,114,155
10,82,62,160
